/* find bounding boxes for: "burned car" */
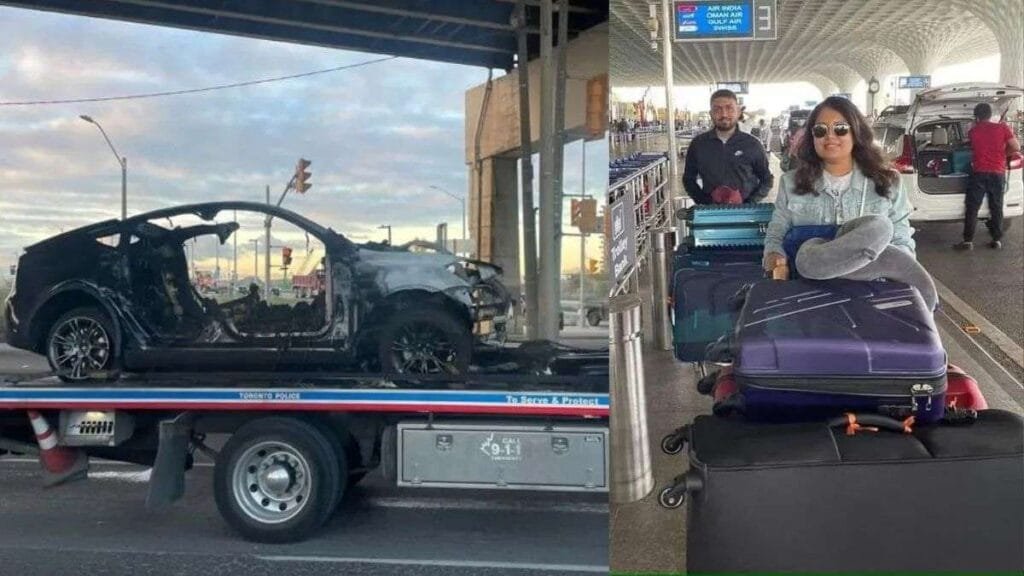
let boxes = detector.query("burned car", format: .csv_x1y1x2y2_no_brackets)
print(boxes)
3,202,511,382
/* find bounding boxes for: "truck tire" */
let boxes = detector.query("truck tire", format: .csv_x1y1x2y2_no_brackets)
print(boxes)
378,308,471,376
46,306,121,383
586,308,603,327
214,417,344,543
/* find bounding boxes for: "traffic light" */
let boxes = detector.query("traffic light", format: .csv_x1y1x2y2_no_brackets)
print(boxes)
282,247,293,267
571,199,583,227
587,259,599,274
294,158,312,193
573,198,598,233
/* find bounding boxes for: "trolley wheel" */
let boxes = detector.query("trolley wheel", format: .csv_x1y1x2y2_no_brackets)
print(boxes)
660,433,684,455
658,486,685,509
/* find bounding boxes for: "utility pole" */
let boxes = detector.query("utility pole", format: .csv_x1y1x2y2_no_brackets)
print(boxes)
265,185,272,291
232,210,238,290
378,224,392,245
579,139,587,328
250,238,260,288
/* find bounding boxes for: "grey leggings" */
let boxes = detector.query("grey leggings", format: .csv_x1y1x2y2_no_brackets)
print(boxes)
795,215,938,310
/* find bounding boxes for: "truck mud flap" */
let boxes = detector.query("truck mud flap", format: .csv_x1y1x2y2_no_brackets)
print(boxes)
146,412,194,509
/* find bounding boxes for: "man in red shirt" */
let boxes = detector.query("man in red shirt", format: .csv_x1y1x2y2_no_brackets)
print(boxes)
955,103,1021,250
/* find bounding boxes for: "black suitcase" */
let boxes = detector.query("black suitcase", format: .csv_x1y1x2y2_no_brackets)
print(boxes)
671,247,763,362
676,410,1024,572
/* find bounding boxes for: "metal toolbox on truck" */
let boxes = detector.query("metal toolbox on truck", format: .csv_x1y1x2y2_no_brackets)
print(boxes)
396,421,608,491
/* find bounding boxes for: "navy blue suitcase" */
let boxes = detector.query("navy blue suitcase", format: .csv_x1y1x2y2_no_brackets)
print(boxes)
671,247,764,362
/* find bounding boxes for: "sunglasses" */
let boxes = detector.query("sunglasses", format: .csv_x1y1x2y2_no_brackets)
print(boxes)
812,122,851,138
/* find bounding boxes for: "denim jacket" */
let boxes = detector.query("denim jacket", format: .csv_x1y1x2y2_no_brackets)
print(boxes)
764,167,916,258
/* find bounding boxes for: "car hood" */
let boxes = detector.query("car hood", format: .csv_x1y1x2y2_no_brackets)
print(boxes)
357,248,460,270
357,248,502,278
913,84,1023,120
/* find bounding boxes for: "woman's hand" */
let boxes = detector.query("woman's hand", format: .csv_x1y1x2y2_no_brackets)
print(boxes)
763,252,787,273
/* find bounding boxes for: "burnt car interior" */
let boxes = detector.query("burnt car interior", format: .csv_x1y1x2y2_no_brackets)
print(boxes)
125,217,330,341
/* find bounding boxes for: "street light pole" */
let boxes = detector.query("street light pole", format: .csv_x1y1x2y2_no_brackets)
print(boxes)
250,239,260,288
429,185,466,249
80,115,128,220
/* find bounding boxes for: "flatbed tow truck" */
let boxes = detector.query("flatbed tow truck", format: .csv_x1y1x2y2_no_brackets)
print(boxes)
0,344,609,543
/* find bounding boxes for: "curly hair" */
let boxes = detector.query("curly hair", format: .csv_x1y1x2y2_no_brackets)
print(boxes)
793,96,898,197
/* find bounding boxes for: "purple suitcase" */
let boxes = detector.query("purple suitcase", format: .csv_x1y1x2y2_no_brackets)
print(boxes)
726,279,948,422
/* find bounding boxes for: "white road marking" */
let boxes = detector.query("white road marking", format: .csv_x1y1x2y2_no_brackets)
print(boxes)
362,496,607,515
256,555,608,573
89,469,152,483
932,276,1024,370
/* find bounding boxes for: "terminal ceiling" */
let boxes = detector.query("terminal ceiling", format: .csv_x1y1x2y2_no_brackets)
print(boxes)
610,0,1020,90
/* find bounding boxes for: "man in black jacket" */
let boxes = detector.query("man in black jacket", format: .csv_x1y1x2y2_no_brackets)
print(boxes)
683,89,773,204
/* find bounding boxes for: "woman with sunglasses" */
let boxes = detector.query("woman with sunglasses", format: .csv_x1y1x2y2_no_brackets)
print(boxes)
763,96,915,274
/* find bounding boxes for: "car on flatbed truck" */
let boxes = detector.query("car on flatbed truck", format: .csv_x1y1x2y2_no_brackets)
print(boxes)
3,202,511,382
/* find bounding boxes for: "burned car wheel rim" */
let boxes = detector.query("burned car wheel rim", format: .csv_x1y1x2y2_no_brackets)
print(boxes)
390,323,458,374
232,441,312,525
48,317,111,380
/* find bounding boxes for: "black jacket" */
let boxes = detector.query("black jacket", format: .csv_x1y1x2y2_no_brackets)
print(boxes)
682,130,773,204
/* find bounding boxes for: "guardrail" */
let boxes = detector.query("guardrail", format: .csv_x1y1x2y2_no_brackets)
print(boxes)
608,154,672,297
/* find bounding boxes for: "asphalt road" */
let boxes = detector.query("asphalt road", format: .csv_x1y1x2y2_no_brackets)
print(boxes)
0,454,607,575
914,218,1024,347
0,345,609,575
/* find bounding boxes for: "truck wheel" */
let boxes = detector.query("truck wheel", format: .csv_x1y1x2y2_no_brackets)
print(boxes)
46,307,120,383
378,308,471,375
586,309,602,327
214,417,344,543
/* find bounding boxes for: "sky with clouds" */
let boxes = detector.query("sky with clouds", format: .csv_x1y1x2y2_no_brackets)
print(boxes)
0,6,609,280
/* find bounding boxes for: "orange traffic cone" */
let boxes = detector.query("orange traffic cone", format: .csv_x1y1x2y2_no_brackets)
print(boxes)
26,410,88,487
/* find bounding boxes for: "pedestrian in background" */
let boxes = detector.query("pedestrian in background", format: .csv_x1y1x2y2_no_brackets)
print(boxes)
954,102,1021,250
757,119,772,152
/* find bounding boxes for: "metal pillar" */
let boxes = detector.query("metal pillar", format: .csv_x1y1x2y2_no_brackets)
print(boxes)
660,0,679,232
610,295,653,503
120,157,127,221
537,0,559,340
578,141,587,329
515,0,539,340
651,228,675,350
550,0,569,325
232,210,238,290
250,239,259,287
264,186,272,291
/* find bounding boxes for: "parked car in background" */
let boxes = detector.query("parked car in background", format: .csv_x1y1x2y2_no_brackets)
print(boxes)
883,83,1023,222
3,202,511,381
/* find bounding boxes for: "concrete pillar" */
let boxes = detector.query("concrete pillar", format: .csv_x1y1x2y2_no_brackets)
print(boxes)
469,156,522,303
995,28,1024,118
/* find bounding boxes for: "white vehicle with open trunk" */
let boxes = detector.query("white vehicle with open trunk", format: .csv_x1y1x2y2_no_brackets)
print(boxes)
874,83,1024,223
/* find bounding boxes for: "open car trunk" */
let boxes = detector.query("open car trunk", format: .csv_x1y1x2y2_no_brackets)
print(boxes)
914,119,973,195
910,84,1023,196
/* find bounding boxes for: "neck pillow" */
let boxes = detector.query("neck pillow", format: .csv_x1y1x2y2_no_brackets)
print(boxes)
794,215,938,311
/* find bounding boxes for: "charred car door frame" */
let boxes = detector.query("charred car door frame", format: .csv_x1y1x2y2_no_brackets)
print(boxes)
117,202,359,371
